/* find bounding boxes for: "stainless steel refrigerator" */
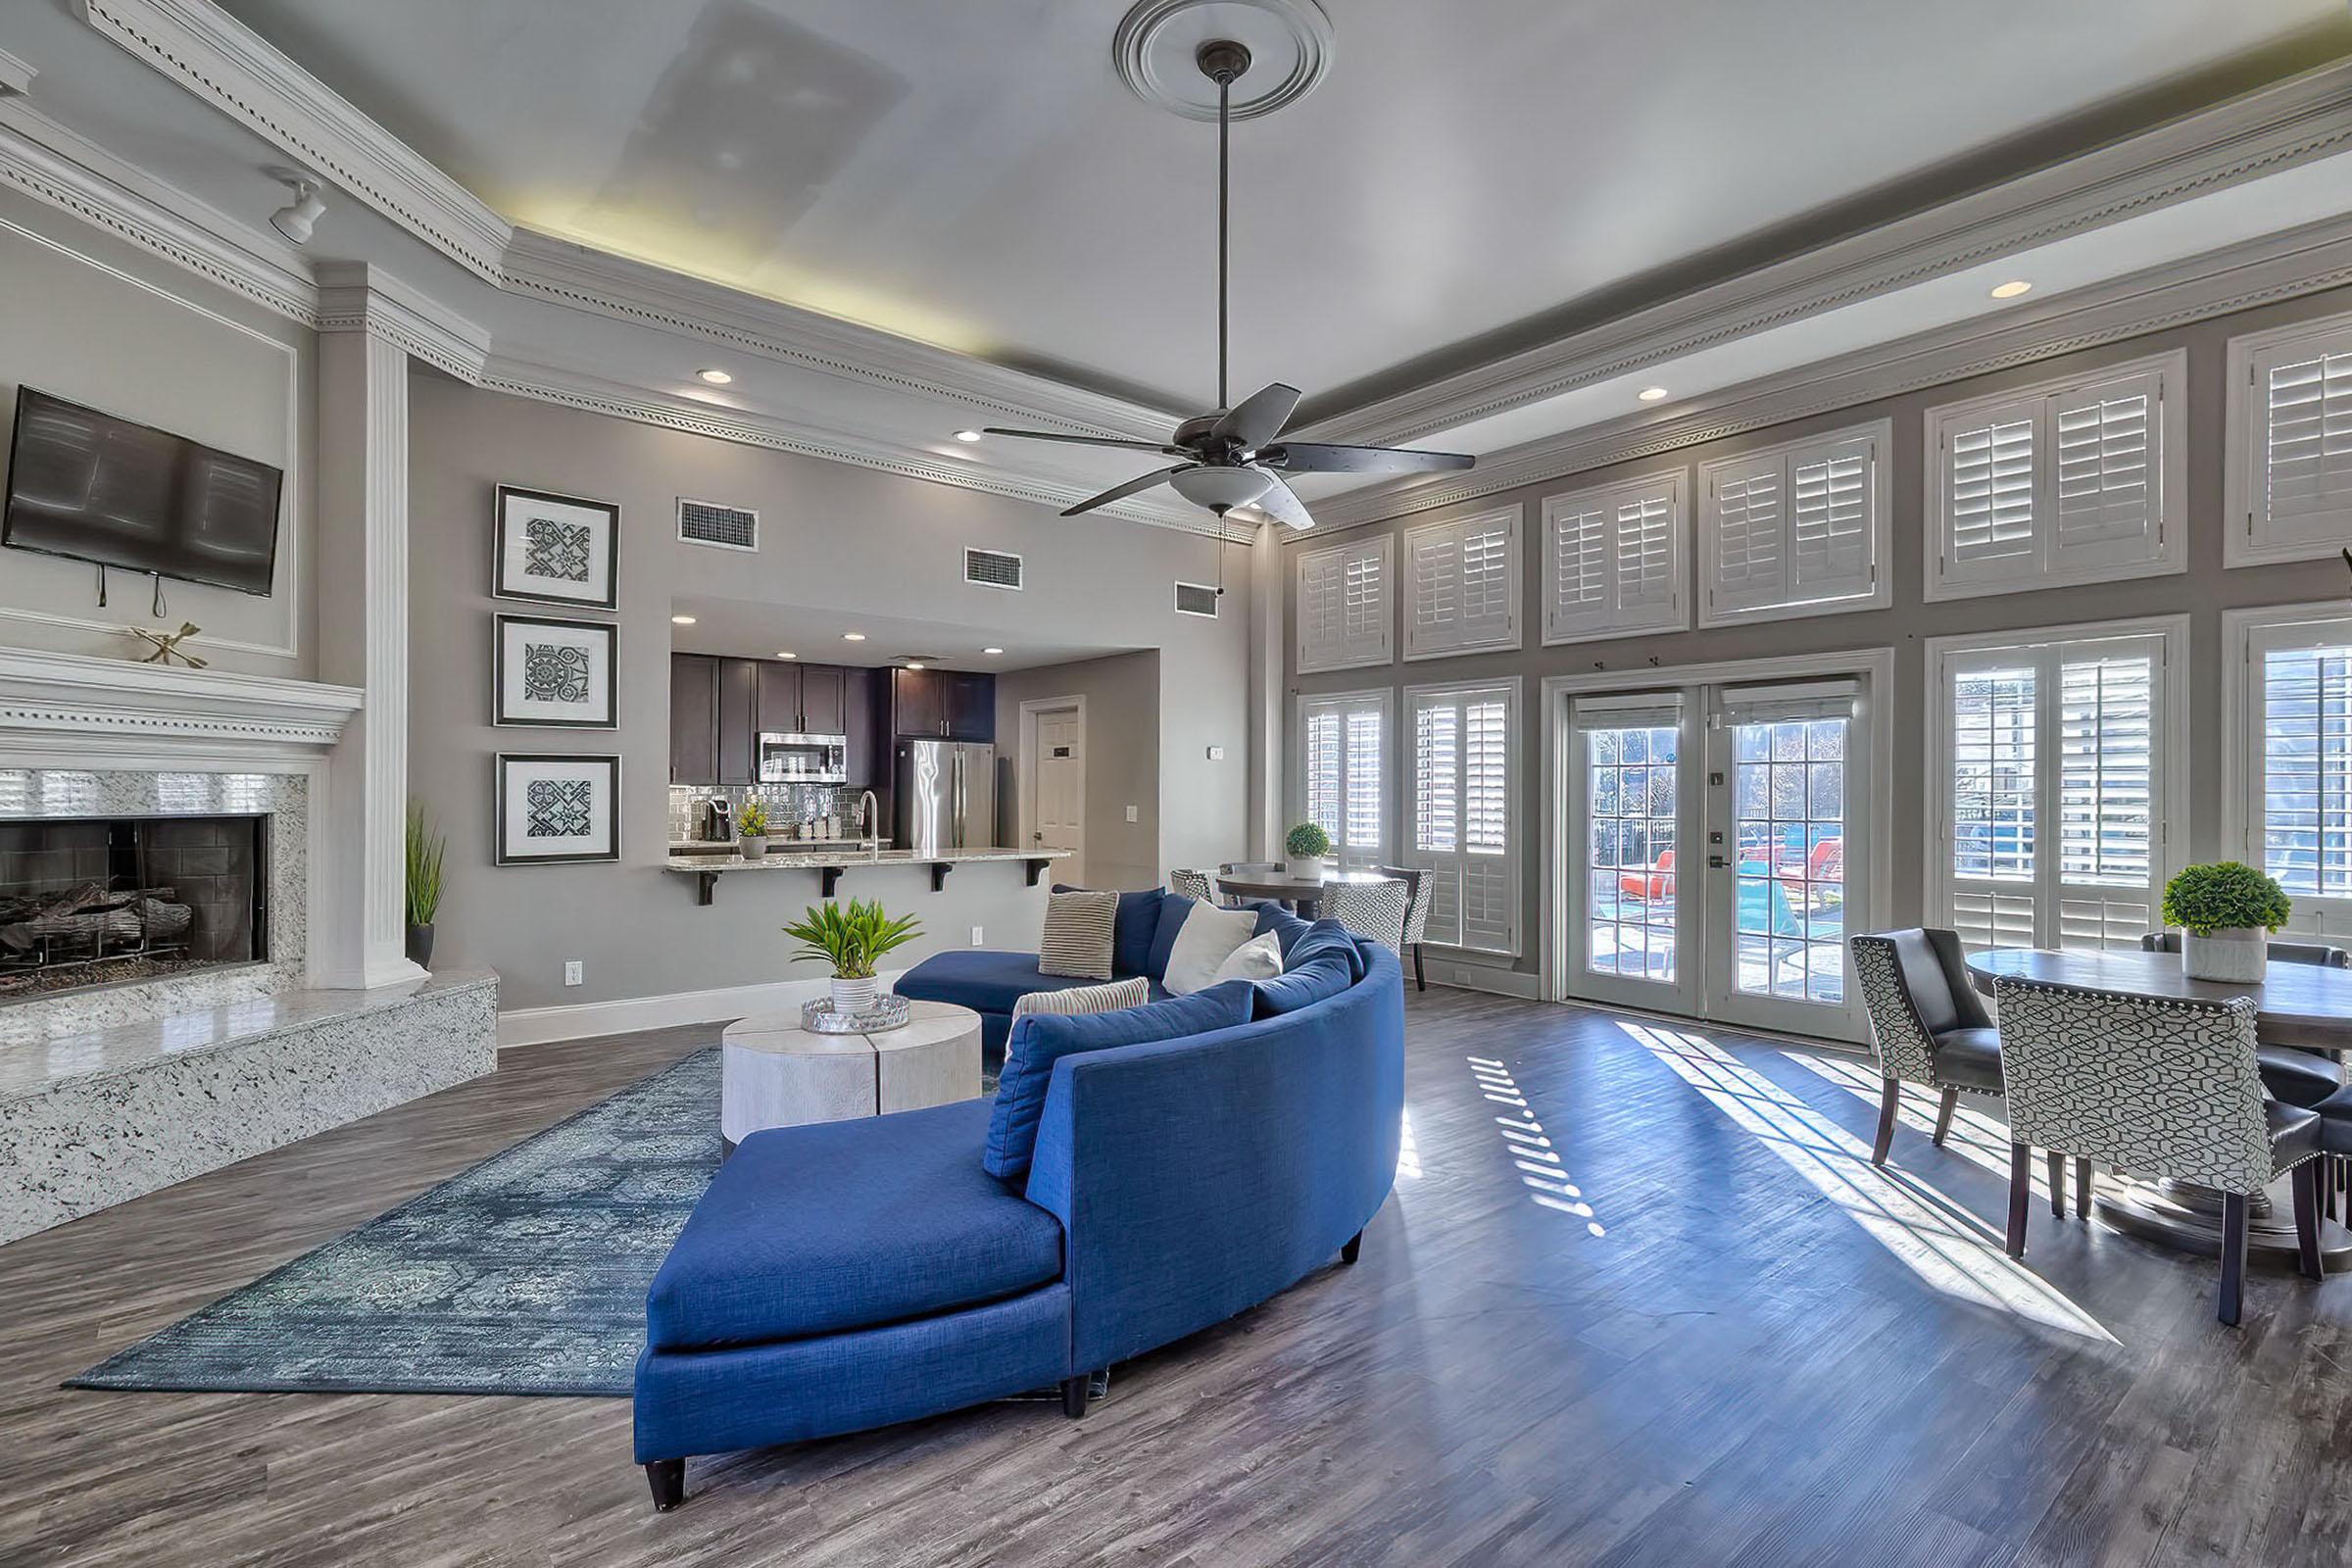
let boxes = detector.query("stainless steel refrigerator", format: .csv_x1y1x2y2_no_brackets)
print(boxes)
895,740,998,857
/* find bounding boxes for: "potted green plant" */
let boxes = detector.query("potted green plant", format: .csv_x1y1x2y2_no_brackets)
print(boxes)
2161,860,2290,983
737,797,770,860
783,898,924,1014
1285,821,1332,881
404,800,445,969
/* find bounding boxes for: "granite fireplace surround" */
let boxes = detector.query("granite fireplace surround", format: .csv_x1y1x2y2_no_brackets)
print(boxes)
0,650,499,1245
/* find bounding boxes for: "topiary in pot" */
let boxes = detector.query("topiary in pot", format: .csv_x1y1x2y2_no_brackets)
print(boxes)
1284,821,1332,881
2161,860,2290,983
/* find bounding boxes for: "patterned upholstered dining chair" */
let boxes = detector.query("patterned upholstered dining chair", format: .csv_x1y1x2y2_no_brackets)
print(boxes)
2140,932,2350,1107
1321,877,1409,955
1374,865,1434,991
1169,868,1215,904
1847,930,2004,1167
1992,975,2326,1325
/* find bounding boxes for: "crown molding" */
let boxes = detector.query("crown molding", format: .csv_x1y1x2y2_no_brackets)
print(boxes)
1302,58,2352,451
0,49,35,98
0,646,360,752
74,0,512,281
315,259,490,381
477,355,1254,544
1305,208,2352,533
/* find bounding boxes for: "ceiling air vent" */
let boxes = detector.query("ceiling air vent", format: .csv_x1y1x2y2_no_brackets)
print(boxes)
677,498,759,552
1174,581,1220,618
963,548,1023,590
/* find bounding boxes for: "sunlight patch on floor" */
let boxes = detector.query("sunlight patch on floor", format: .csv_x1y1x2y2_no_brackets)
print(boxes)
1468,1055,1605,1238
1785,1052,2053,1200
1398,1109,1423,1180
1618,1021,2114,1342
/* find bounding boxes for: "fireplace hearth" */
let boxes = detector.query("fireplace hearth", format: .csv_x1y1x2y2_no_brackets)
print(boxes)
0,814,268,1001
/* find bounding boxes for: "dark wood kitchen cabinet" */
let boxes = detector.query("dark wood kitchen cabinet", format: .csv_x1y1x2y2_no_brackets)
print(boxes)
798,664,847,736
891,667,943,738
945,672,995,742
715,657,760,786
674,654,884,788
669,654,719,784
756,661,797,736
841,666,878,787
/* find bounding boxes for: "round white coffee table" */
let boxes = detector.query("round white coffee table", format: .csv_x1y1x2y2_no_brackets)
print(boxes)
720,1000,983,1150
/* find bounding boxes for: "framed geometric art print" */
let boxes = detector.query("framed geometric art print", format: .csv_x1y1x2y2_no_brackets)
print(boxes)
493,613,616,728
495,754,620,865
493,484,619,611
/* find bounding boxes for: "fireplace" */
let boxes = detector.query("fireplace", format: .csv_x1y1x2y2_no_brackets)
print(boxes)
0,813,269,1001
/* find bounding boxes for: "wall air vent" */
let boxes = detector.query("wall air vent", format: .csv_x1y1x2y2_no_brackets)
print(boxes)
1174,581,1221,618
677,498,759,552
963,548,1024,590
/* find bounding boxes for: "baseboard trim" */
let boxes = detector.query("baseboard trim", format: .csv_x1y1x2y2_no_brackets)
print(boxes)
1423,959,1544,1001
497,968,911,1050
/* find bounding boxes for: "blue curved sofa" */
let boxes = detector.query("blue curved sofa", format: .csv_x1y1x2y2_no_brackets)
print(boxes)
632,906,1404,1511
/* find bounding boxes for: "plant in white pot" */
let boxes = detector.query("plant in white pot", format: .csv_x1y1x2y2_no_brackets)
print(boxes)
2161,860,2290,984
783,898,923,1015
1284,821,1331,882
736,797,770,859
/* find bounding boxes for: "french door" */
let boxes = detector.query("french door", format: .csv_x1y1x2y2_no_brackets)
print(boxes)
1567,678,1868,1043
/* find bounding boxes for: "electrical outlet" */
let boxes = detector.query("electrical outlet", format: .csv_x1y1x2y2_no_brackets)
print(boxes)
1206,745,1225,760
564,960,583,987
1125,804,1139,823
971,925,984,947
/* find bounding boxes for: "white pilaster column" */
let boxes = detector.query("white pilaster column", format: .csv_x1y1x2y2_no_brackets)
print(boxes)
313,299,423,989
1246,521,1284,860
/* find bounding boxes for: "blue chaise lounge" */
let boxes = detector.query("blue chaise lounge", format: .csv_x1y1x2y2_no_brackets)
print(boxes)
632,899,1403,1510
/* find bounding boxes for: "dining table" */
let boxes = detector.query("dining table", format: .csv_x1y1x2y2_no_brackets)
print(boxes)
1965,946,2352,1267
1213,867,1397,921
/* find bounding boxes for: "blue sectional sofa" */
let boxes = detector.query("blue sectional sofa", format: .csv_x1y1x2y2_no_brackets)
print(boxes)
633,894,1403,1510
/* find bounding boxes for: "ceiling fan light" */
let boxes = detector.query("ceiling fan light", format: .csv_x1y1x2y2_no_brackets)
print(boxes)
1169,466,1273,514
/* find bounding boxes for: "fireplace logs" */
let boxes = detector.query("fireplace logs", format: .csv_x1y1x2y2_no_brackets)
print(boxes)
0,881,191,956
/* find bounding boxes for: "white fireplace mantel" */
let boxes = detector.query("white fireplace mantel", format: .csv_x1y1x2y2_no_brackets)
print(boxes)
0,645,361,761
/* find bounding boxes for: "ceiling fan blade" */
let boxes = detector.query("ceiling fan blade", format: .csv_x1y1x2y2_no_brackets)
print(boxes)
1245,471,1315,531
1211,382,1301,449
1060,465,1193,517
1260,441,1476,475
983,427,1188,456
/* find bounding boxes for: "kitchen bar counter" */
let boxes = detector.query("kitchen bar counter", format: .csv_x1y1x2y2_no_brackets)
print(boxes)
664,847,1069,905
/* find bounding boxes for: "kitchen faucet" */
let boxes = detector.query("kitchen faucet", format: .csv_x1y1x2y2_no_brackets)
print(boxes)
858,790,881,860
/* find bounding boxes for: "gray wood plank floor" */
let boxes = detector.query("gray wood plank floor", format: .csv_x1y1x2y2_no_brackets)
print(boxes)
3,987,2348,1566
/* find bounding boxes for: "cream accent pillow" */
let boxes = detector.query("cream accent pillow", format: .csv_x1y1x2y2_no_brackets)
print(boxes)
1037,889,1117,979
1010,976,1150,1024
1208,931,1284,986
1163,903,1263,995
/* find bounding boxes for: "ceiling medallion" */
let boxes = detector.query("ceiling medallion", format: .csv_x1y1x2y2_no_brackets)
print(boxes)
1112,0,1334,122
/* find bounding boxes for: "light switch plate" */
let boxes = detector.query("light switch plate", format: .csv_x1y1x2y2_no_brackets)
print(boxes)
1206,745,1225,760
564,960,583,987
1125,805,1139,823
971,926,984,946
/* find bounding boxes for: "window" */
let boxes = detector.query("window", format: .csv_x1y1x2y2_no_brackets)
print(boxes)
1403,506,1520,661
1928,617,2183,955
1405,680,1519,954
1542,469,1688,644
1296,535,1392,673
1299,689,1389,868
1926,351,2184,599
1697,420,1889,627
2226,605,2352,940
2226,314,2352,567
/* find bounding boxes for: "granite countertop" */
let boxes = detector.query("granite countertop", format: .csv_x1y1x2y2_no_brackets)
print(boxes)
669,838,893,854
663,847,1069,874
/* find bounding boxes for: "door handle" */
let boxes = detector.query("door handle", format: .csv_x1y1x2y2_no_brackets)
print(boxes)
1708,855,1727,869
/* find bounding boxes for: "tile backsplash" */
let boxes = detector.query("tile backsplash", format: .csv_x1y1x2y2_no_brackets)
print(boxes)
666,784,879,843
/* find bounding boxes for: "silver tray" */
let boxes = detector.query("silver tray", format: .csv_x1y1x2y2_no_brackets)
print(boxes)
802,994,910,1034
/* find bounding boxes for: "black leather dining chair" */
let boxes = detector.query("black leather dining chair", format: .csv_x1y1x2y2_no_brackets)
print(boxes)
1849,930,2005,1166
2139,933,2350,1108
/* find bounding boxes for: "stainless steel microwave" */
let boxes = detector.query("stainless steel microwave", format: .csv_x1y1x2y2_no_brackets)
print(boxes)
758,732,848,784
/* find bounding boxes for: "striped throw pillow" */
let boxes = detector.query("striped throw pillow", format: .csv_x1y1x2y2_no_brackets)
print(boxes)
1037,889,1118,979
1011,975,1150,1023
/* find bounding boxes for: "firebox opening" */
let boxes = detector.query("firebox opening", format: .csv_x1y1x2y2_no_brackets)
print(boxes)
0,813,269,1002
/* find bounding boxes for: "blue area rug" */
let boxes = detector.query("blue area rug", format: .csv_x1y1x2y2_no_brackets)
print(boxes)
69,1048,722,1397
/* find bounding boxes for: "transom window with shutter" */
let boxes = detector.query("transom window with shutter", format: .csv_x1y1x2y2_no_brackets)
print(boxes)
1298,689,1390,868
1542,469,1689,645
2226,606,2352,942
1928,617,2184,956
1926,350,2184,599
2226,315,2352,567
1404,679,1519,955
1296,535,1393,673
1403,506,1521,661
1697,420,1889,628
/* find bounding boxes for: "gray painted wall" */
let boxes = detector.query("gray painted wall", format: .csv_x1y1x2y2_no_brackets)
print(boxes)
0,189,317,677
994,649,1161,891
1286,279,2352,981
408,373,1251,1011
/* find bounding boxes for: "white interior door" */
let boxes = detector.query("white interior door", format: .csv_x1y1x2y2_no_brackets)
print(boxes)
1566,692,1697,1015
1026,705,1085,882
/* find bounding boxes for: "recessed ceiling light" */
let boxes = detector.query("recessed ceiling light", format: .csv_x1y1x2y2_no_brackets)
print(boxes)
982,647,1004,656
1637,386,1670,403
954,429,984,442
905,661,926,670
670,614,697,625
842,632,865,642
775,651,796,660
1989,279,2034,300
696,368,733,385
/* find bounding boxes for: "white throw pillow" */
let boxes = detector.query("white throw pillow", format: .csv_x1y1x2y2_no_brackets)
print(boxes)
1162,903,1263,995
1208,930,1284,986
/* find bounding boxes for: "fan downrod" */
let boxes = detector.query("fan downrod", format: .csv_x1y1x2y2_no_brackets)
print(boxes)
1196,39,1252,84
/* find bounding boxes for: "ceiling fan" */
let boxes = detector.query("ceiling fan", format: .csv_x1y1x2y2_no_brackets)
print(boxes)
983,38,1473,530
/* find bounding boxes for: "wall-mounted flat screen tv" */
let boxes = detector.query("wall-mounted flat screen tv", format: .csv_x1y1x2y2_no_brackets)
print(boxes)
2,387,283,597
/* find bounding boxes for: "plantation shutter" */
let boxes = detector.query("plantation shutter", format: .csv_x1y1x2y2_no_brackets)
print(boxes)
2258,636,2352,905
1404,507,1519,659
1704,458,1787,616
1789,438,1874,604
1702,421,1885,623
1543,473,1686,643
2050,367,2162,573
1297,537,1391,672
1407,681,1518,955
2053,641,2159,949
1940,400,2040,586
1299,691,1388,868
2244,323,2352,562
